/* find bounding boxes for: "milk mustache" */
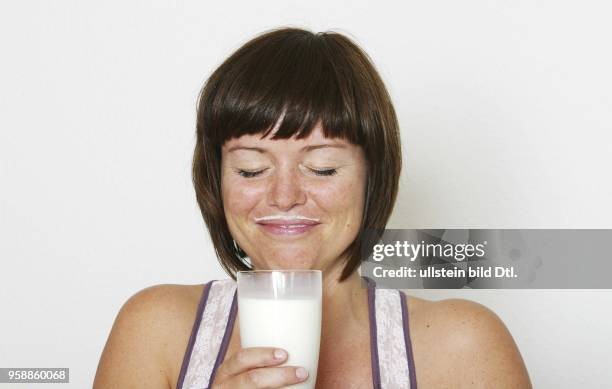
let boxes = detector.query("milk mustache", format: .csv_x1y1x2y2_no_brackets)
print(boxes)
238,296,322,389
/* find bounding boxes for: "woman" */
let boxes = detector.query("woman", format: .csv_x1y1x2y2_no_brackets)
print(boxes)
94,28,532,388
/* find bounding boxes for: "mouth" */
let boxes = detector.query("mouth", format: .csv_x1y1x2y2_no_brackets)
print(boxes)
255,219,321,236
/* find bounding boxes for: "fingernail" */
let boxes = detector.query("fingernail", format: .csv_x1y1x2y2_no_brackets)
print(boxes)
295,367,308,380
274,349,287,360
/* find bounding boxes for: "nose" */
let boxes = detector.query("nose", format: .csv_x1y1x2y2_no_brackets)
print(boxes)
267,166,307,211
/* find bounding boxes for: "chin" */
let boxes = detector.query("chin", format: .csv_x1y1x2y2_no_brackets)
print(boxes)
251,252,317,270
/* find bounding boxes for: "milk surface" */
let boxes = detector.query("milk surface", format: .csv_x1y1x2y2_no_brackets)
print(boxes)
238,297,322,389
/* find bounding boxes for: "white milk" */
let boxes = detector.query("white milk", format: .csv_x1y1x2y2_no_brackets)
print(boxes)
238,297,322,389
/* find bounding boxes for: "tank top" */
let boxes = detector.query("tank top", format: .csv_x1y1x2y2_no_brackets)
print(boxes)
176,277,417,389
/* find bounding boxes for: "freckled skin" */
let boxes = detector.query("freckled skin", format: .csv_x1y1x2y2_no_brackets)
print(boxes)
220,125,367,272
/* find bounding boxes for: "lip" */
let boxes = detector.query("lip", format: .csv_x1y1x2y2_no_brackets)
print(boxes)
256,220,320,236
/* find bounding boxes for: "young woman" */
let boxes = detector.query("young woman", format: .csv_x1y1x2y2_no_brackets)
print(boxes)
94,27,532,389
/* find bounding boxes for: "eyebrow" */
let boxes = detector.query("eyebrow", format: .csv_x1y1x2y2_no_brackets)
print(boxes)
227,143,347,153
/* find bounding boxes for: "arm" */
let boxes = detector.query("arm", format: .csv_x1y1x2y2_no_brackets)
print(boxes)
93,285,189,389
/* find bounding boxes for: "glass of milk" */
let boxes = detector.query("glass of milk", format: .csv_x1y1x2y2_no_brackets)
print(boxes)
237,270,322,389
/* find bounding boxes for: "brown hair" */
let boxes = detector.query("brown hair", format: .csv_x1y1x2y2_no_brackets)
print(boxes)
193,27,401,281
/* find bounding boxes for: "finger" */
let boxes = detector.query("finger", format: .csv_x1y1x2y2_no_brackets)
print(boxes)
215,347,288,379
232,366,309,389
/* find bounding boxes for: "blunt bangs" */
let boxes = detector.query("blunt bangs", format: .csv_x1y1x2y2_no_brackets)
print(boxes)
201,28,384,148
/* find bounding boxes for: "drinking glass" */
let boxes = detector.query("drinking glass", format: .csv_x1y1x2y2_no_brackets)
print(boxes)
237,270,322,389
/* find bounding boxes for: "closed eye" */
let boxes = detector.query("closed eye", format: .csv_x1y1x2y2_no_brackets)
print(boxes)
236,168,267,178
309,168,337,176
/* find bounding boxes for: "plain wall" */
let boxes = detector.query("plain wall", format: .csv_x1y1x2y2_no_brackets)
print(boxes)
1,1,611,388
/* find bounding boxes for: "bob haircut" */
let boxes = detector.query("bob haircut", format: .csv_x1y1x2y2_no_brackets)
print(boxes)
193,27,401,281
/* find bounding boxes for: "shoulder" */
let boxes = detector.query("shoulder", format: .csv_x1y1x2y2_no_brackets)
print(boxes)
119,283,207,324
111,283,207,349
94,283,209,389
404,295,532,389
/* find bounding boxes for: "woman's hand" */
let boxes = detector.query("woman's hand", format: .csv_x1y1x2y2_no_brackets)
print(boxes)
211,347,309,388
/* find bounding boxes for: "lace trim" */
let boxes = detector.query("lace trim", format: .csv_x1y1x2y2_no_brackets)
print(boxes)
375,288,412,388
181,279,236,389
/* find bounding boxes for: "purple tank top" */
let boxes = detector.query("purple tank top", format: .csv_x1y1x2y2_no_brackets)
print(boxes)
176,277,417,389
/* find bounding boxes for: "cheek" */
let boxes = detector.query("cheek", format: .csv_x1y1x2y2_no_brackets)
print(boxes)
308,176,366,221
222,175,265,217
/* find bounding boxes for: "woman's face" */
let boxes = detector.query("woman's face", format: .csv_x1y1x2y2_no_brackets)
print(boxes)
221,125,367,271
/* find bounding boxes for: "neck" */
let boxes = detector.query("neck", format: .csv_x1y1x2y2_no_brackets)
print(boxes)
320,263,370,344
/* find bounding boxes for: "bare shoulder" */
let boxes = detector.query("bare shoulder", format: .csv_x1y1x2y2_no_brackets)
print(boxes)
94,283,207,389
404,294,532,389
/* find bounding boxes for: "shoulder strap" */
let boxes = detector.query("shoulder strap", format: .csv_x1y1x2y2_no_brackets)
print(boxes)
374,288,416,388
178,279,237,389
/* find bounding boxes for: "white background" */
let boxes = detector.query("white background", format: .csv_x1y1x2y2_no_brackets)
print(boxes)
1,1,611,388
